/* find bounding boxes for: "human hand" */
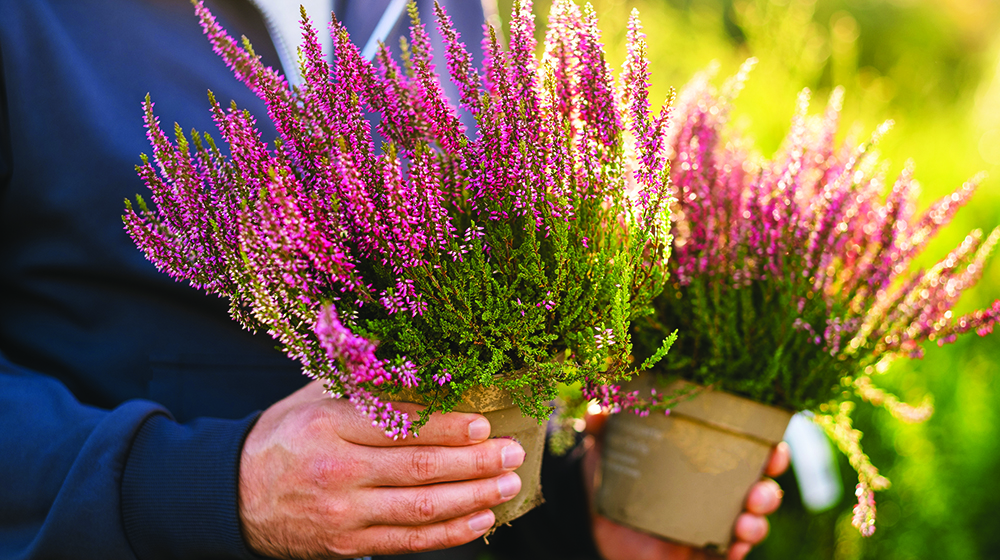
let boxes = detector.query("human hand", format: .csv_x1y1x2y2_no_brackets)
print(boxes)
582,413,791,560
238,379,525,559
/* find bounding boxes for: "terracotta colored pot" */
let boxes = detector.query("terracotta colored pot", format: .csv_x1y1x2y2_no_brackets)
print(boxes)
392,384,545,528
595,377,792,552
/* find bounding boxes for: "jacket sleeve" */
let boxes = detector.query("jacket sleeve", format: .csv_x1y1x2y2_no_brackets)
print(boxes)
0,354,265,560
0,25,273,559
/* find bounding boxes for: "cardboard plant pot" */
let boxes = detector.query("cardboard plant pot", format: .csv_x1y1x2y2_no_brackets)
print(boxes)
595,377,793,552
393,384,545,527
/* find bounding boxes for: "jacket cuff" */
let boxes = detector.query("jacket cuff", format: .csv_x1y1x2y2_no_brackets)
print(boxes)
121,412,263,560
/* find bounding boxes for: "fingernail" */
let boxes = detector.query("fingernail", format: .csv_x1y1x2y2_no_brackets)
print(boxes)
501,442,525,469
469,510,494,532
468,418,490,441
497,472,522,499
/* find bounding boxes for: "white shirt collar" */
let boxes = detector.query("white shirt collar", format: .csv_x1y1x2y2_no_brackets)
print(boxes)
247,0,334,86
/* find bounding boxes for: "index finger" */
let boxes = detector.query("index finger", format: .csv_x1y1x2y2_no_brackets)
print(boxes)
334,400,493,447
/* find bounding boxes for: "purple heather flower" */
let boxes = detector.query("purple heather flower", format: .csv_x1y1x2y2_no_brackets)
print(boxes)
315,305,412,438
127,0,673,439
432,369,452,386
622,60,1000,537
853,483,877,537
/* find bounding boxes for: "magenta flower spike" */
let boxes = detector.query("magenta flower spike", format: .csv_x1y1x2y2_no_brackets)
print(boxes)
124,0,675,436
625,64,1000,536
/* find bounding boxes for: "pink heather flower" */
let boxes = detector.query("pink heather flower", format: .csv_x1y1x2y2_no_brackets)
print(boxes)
663,73,998,373
594,328,615,349
315,305,411,438
853,483,877,537
582,380,662,415
126,0,674,439
432,369,452,386
391,360,421,388
628,60,999,537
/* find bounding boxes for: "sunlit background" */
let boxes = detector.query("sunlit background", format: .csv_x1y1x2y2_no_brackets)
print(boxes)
496,1,1000,557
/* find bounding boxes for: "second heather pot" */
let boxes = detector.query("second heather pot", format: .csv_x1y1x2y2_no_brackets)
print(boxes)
595,376,792,552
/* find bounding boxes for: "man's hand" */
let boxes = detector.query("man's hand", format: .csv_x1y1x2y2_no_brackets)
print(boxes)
238,380,526,559
582,413,791,560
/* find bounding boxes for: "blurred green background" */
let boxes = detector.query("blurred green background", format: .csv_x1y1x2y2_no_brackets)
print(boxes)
496,0,1000,558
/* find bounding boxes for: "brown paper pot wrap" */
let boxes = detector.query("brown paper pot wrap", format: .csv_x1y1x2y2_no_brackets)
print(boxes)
595,376,793,552
391,384,545,527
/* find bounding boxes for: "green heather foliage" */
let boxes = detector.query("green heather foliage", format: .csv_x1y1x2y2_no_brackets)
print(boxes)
123,0,674,437
630,61,999,535
516,0,1000,554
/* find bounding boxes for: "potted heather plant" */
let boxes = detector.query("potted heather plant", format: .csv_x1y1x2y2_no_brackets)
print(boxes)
123,0,674,526
591,61,1000,550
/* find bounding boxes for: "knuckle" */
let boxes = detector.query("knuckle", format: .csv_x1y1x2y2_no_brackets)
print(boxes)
411,488,437,523
310,453,359,490
474,447,490,476
405,526,432,553
441,519,466,549
298,405,334,438
478,479,497,506
317,497,358,536
410,449,440,482
320,496,352,523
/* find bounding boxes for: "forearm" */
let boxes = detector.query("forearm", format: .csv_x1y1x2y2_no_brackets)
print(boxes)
1,356,157,559
0,356,263,560
122,413,263,560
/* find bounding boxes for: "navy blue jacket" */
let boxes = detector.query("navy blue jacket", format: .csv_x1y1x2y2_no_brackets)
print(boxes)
0,1,598,559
